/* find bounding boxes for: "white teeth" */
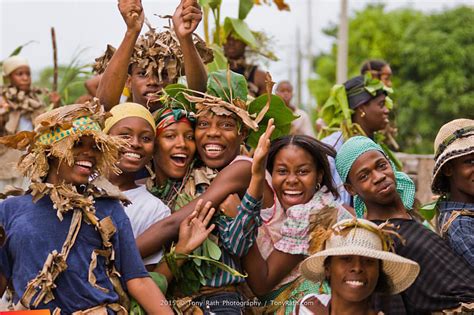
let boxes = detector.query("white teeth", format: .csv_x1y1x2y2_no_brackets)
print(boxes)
124,152,141,159
345,280,364,286
284,191,302,195
75,161,92,168
172,154,187,158
205,144,223,152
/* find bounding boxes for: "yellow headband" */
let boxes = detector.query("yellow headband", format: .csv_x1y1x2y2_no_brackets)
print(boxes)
103,102,156,134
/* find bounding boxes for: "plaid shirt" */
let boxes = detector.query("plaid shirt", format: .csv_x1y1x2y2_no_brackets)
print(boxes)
207,192,262,287
372,218,474,315
438,201,474,267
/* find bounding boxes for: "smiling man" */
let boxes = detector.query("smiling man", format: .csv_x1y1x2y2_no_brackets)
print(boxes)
335,136,474,314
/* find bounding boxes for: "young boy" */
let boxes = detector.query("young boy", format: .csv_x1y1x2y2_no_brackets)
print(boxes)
335,136,474,314
431,118,474,267
96,0,210,112
0,101,172,314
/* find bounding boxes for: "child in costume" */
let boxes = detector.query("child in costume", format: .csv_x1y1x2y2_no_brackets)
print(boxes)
0,56,61,191
0,101,172,314
95,0,212,112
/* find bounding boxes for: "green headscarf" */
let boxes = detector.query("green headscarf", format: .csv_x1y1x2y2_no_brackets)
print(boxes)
335,136,415,218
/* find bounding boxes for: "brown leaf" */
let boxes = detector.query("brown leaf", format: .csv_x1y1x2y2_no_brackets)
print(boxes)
0,131,36,150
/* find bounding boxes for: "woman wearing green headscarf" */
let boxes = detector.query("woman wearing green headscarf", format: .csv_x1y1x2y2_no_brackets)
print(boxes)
334,136,474,314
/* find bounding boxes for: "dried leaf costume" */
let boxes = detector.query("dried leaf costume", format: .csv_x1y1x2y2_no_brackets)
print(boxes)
0,100,151,314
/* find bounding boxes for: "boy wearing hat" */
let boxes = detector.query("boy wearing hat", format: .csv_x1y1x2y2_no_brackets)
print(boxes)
432,118,474,267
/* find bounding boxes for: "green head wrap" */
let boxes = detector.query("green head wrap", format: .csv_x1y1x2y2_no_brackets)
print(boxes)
335,136,415,218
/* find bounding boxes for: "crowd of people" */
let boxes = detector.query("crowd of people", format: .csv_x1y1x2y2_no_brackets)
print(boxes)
0,0,473,314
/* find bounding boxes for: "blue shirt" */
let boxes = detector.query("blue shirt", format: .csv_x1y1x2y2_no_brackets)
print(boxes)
0,194,148,313
438,201,474,267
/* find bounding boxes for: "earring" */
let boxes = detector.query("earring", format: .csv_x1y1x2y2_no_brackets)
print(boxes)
360,111,366,118
315,183,321,191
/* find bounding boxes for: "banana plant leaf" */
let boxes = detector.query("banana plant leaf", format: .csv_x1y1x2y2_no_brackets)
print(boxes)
207,44,228,72
239,0,254,20
247,94,297,148
207,70,248,103
223,17,258,48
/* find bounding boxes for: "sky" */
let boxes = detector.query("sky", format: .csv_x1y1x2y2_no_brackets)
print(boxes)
1,0,472,105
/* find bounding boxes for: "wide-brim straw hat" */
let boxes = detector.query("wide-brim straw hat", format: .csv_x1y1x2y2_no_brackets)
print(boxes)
300,219,420,295
431,119,474,194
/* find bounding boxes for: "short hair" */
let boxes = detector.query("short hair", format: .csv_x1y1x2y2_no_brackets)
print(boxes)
275,80,292,91
267,135,339,199
360,60,389,75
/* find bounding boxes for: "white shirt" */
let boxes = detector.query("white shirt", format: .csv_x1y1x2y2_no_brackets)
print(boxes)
123,185,171,265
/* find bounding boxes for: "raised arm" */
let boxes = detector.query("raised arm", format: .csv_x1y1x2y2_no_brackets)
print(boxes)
172,0,207,92
136,160,252,257
97,0,144,110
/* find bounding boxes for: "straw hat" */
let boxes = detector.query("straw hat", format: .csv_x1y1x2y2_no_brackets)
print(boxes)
431,119,474,194
300,219,420,295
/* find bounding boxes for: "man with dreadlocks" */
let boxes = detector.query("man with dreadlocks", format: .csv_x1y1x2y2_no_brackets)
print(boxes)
0,101,173,314
95,0,212,112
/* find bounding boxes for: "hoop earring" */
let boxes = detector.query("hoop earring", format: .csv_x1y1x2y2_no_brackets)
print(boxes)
360,111,366,118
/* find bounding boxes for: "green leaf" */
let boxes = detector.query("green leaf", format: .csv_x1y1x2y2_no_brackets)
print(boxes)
149,272,168,294
207,44,228,72
204,238,222,260
247,94,298,148
207,70,248,103
223,17,258,48
208,0,222,10
8,40,37,57
239,0,254,20
161,83,192,110
419,200,438,221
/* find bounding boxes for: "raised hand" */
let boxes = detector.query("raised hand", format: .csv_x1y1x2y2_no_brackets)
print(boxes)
175,200,216,254
118,0,144,33
172,0,202,39
252,118,275,178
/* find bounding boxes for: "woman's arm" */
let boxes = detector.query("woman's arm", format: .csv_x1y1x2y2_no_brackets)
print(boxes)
242,245,304,296
126,277,173,314
136,160,252,257
97,0,144,110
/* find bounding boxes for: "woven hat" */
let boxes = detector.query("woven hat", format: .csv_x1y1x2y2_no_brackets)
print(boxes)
431,119,474,194
300,219,420,295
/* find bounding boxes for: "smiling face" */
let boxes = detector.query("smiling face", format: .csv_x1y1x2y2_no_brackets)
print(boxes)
271,145,322,211
9,65,31,92
126,64,174,112
443,152,474,203
107,117,155,173
47,136,100,185
154,121,196,182
326,255,380,303
345,150,398,206
194,114,245,170
358,94,390,134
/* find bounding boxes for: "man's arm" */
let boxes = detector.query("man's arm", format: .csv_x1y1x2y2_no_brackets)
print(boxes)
97,0,144,110
173,0,207,92
127,277,173,314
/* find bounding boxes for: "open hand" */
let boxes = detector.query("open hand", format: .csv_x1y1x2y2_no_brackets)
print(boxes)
172,0,202,39
252,118,275,177
176,200,216,254
118,0,144,33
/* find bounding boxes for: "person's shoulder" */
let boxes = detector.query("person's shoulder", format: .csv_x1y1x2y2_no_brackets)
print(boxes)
321,131,343,147
0,194,33,208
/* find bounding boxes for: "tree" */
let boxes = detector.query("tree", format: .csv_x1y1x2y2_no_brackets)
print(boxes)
308,4,473,153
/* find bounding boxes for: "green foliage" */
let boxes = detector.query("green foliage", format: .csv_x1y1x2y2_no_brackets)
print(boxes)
239,0,254,20
308,4,473,153
207,70,248,102
247,94,297,148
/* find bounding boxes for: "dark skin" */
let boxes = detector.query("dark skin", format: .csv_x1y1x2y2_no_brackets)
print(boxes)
344,150,410,221
442,153,474,204
352,94,389,138
137,159,274,257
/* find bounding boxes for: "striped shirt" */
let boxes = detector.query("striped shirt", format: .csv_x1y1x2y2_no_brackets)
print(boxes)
207,192,262,287
372,218,474,314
